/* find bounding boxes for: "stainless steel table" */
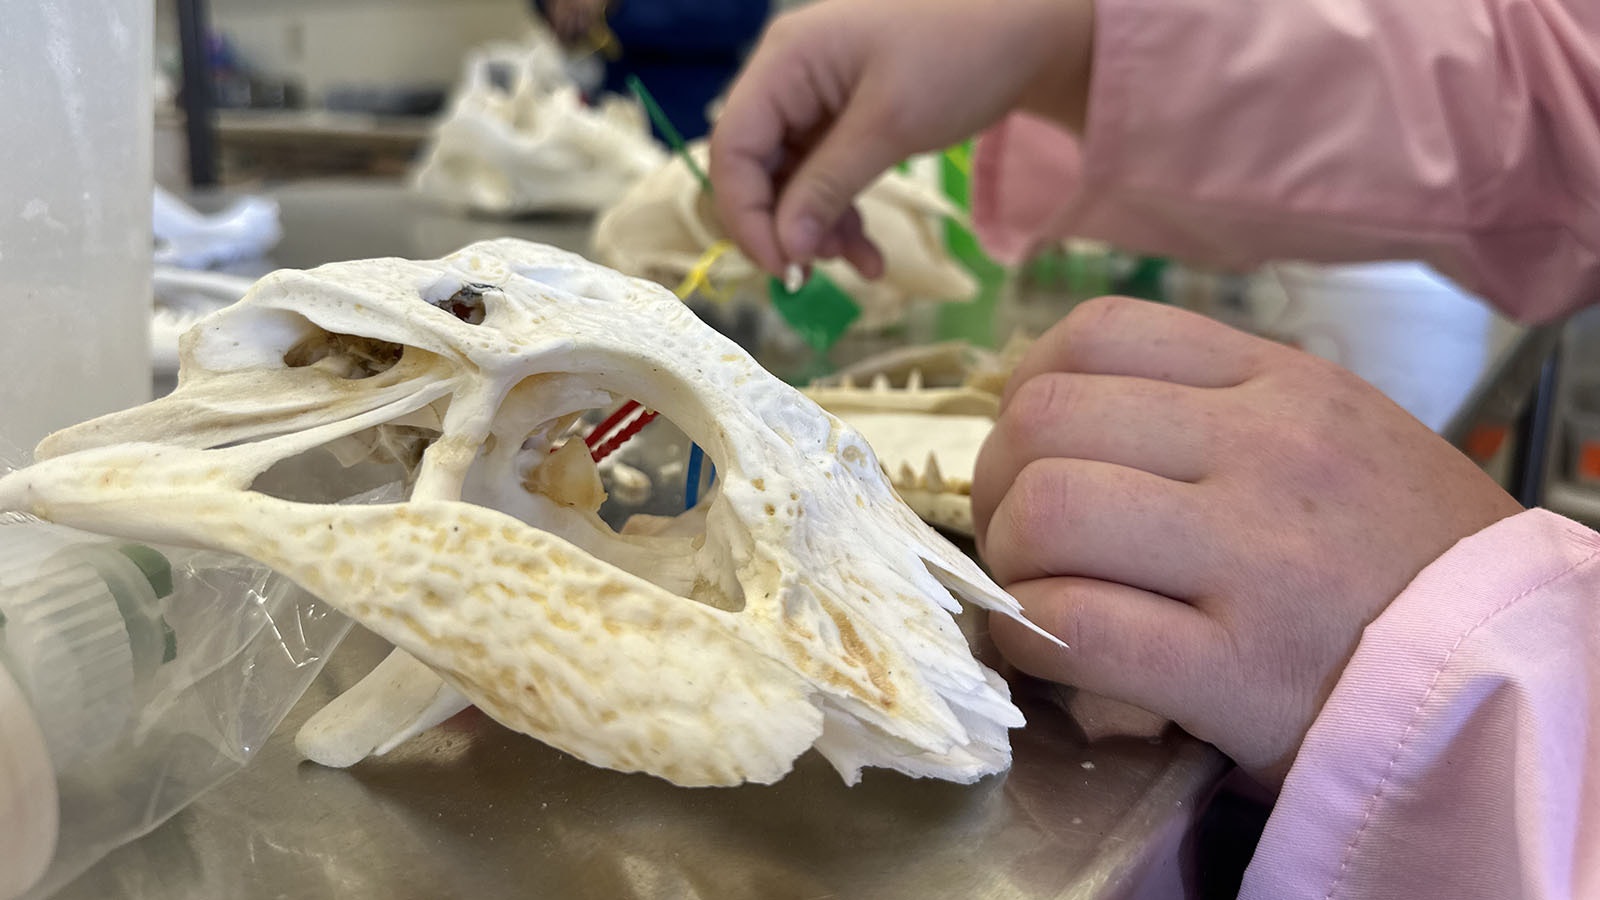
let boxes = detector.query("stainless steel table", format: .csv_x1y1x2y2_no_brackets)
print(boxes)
59,627,1225,900
65,180,1232,900
209,179,598,274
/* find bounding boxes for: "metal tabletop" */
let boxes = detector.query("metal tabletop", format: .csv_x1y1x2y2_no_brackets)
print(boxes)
58,627,1225,900
61,180,1232,900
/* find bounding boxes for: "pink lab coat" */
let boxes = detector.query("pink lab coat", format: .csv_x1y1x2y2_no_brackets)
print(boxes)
970,0,1600,896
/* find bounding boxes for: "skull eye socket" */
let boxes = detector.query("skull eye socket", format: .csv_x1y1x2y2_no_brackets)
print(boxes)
433,284,489,325
282,330,405,379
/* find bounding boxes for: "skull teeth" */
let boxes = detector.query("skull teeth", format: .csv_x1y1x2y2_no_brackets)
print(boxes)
922,453,946,493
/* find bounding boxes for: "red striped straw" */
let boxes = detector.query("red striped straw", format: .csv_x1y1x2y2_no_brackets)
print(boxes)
582,400,659,463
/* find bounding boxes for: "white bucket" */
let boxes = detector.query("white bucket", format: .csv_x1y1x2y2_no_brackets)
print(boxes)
0,4,154,451
1255,262,1515,433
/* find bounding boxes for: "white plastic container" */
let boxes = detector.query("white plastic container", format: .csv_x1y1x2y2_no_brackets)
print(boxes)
0,524,172,899
0,517,352,900
0,2,154,451
1256,262,1515,432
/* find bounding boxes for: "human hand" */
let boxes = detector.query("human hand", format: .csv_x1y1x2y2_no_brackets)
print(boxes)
708,0,1094,278
544,0,607,46
972,297,1523,786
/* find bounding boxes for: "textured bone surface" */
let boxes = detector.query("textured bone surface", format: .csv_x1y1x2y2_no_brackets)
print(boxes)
0,239,1055,787
412,37,666,215
592,145,978,330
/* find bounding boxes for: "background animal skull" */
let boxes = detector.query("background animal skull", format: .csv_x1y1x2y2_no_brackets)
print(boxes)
0,239,1054,787
412,39,666,215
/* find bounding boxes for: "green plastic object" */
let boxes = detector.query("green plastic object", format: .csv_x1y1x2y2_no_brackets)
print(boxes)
934,141,1007,347
1122,256,1170,302
117,544,173,599
626,75,711,193
768,273,860,352
113,544,178,664
161,621,178,665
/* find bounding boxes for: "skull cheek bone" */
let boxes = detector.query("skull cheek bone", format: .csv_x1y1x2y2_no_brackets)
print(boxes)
0,239,1060,787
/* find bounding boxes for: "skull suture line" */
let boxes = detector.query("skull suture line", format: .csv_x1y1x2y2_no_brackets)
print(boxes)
0,239,1057,787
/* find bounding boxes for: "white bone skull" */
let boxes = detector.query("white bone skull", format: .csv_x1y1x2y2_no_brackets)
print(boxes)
592,145,978,330
0,239,1056,787
412,39,666,215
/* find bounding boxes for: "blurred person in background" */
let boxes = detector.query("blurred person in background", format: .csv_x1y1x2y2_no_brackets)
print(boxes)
532,0,770,141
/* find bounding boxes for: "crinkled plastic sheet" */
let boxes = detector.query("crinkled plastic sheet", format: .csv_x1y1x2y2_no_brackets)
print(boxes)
0,439,377,899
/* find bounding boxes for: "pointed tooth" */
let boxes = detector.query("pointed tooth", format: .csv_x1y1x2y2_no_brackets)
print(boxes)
897,461,918,485
907,368,924,392
923,453,946,492
840,374,856,389
871,373,891,392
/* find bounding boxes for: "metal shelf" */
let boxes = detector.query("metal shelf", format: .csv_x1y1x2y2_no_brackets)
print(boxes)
1547,480,1600,526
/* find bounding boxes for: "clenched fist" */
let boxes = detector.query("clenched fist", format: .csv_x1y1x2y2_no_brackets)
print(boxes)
973,297,1522,785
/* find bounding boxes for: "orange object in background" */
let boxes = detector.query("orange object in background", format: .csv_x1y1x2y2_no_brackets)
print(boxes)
1464,424,1509,464
1579,440,1600,483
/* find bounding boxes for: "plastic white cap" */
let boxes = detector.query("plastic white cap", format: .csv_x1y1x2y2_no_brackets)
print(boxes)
0,521,172,899
0,525,164,767
0,660,57,900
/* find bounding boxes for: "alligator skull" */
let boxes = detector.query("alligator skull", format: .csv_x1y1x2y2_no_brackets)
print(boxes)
592,145,978,330
412,39,666,215
0,239,1055,787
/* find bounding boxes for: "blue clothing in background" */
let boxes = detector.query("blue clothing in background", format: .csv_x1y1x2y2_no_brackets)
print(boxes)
538,0,770,141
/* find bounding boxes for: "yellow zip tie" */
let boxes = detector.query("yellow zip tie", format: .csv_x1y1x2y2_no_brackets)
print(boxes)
674,240,736,302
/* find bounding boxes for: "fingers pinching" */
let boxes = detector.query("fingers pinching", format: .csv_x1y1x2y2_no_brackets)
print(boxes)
708,111,787,274
832,204,884,279
1001,297,1274,412
708,18,827,275
773,98,905,267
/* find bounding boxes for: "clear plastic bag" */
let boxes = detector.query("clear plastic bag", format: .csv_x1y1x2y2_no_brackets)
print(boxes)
0,439,357,899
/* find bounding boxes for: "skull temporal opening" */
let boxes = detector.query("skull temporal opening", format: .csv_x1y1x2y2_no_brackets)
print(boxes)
0,239,1054,787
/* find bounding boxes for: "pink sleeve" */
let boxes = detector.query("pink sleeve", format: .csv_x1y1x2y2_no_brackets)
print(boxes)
1239,509,1600,899
972,0,1600,323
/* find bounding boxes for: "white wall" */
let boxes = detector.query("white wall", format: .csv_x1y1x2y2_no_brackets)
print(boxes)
208,0,532,103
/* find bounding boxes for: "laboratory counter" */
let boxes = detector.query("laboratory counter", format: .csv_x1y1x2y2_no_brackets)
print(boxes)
83,180,1236,900
63,178,1549,899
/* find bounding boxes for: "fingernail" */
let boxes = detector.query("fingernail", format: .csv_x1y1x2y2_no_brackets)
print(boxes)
784,263,805,293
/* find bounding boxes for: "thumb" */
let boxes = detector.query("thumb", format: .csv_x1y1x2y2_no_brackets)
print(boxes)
773,98,904,266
